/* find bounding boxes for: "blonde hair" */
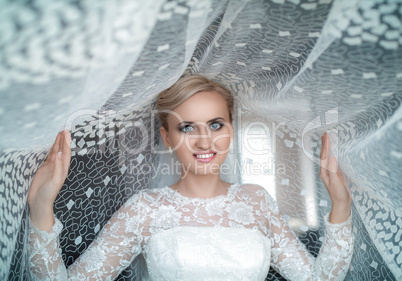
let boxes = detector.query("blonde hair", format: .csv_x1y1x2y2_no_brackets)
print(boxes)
157,74,234,130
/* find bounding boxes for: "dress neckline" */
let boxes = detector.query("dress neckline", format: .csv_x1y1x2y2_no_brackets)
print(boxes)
165,182,239,203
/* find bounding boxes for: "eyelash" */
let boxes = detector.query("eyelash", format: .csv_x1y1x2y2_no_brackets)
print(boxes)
179,122,224,133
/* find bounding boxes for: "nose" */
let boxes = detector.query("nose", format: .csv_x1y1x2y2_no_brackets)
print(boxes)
195,126,212,150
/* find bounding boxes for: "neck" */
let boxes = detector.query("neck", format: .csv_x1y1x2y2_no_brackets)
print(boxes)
173,171,230,199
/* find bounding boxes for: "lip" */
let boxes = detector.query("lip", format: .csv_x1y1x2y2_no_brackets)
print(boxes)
193,151,217,163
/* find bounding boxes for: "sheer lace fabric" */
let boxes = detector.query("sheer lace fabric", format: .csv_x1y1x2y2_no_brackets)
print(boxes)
1,0,401,279
29,183,353,280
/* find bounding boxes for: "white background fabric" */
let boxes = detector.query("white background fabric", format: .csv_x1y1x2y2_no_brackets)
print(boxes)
0,0,401,280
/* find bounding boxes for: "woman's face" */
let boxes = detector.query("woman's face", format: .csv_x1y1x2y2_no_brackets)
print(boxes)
160,91,233,177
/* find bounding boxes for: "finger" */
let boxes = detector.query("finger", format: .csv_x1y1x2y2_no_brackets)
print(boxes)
328,156,339,178
321,134,330,161
324,133,330,157
319,134,326,160
53,133,65,185
61,131,72,175
337,170,346,186
62,130,71,151
46,132,62,163
337,169,351,197
58,130,65,156
319,134,329,183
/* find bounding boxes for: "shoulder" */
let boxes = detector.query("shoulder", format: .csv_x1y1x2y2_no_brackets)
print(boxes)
125,186,172,206
120,187,165,209
140,186,171,199
237,183,279,213
237,182,270,198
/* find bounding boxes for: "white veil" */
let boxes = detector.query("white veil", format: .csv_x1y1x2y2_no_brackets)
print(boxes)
0,0,401,280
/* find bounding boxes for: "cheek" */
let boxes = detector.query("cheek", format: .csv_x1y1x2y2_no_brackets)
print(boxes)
169,131,186,146
211,132,231,152
171,135,195,155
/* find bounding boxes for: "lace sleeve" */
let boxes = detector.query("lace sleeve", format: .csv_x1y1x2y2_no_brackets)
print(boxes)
265,193,354,281
28,192,145,281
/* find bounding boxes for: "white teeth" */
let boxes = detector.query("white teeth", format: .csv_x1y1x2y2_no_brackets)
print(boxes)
195,153,214,159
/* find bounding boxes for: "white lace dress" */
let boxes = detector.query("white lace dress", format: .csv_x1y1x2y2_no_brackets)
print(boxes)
28,183,354,280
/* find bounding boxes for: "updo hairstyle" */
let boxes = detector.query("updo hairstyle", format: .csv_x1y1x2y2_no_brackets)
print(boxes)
156,74,234,130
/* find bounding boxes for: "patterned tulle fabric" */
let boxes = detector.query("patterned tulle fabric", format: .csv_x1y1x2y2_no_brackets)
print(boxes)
28,183,353,280
0,0,401,280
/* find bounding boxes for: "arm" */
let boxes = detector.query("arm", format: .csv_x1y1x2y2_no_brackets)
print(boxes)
27,131,144,280
268,133,354,280
319,133,352,224
266,193,354,281
28,192,145,280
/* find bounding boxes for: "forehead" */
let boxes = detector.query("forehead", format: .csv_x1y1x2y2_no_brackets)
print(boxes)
168,91,230,123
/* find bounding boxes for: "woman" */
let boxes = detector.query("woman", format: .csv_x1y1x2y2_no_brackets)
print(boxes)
28,74,353,280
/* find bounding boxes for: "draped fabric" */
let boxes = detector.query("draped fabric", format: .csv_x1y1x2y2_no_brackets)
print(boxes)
0,0,400,280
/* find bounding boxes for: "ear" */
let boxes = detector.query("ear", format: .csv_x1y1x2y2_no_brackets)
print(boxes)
160,126,171,149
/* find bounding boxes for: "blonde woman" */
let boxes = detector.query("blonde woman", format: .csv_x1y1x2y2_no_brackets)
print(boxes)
28,74,353,280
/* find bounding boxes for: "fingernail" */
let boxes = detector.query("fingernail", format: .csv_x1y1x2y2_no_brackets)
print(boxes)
58,151,62,160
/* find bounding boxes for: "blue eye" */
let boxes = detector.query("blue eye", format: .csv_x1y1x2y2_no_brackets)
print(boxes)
210,122,223,130
180,125,194,133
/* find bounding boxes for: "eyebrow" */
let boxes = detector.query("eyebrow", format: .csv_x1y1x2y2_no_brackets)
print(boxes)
176,117,226,128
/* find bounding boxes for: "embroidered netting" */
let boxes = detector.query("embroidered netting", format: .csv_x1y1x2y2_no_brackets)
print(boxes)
28,183,354,280
0,0,400,280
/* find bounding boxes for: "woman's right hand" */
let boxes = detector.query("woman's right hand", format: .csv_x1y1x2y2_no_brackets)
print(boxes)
28,130,71,231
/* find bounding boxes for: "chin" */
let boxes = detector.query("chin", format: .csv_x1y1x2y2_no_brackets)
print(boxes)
191,162,222,176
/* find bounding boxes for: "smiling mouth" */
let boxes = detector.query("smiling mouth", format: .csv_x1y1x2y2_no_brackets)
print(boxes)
194,153,216,159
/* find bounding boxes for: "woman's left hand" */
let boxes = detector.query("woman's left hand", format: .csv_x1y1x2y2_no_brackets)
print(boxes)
319,133,352,223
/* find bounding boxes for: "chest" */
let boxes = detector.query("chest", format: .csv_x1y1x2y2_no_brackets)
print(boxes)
143,227,271,281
